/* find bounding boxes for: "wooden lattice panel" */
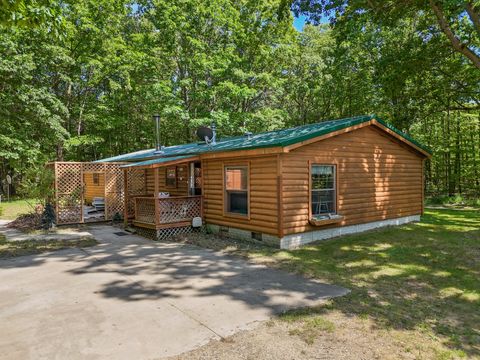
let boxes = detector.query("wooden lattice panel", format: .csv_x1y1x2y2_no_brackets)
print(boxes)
57,163,82,194
135,197,156,224
126,168,146,218
105,164,125,220
83,162,105,173
55,162,83,224
158,196,202,224
156,226,196,241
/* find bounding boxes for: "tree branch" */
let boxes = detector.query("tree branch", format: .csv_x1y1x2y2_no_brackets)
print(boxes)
429,0,480,69
466,1,480,37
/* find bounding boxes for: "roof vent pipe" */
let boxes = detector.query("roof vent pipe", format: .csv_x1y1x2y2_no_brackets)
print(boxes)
153,114,164,153
210,122,217,145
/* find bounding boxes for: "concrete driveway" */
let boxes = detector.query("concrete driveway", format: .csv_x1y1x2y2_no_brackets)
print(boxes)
0,225,348,360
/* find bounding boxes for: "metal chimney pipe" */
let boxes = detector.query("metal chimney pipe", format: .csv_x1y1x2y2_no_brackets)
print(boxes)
153,114,162,152
211,121,217,145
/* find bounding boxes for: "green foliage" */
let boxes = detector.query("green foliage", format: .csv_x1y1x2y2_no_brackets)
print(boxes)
0,0,63,29
17,166,54,204
427,195,480,207
0,0,478,198
289,0,480,69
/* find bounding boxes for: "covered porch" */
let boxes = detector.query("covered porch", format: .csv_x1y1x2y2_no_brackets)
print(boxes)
123,155,203,234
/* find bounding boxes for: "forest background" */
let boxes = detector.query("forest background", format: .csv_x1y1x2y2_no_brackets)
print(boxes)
1,0,479,200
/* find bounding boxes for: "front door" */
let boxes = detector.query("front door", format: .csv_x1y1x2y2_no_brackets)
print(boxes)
189,162,202,195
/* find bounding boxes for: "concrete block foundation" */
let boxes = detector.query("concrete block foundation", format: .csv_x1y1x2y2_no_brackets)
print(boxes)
206,215,421,250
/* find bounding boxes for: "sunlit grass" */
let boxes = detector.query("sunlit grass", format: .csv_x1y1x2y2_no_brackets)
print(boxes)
190,209,480,358
269,209,480,357
0,198,37,220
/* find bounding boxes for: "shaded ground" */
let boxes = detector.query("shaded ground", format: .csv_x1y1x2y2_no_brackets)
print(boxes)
0,225,346,360
0,220,97,258
178,208,480,359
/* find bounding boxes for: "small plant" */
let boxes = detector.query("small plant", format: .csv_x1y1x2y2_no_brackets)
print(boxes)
112,212,123,222
41,203,56,229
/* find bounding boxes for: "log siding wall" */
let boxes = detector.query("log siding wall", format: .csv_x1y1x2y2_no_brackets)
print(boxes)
202,156,279,235
83,173,105,203
280,126,424,236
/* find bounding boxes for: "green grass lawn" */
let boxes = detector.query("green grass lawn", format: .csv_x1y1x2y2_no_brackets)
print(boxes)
190,209,480,358
0,198,37,220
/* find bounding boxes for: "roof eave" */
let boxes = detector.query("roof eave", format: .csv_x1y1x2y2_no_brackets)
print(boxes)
120,155,200,169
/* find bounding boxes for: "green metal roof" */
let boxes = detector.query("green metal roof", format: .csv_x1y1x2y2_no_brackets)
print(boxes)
97,115,431,164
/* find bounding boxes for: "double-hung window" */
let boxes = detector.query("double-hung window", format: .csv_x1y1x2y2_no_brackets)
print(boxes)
225,166,248,215
311,165,336,217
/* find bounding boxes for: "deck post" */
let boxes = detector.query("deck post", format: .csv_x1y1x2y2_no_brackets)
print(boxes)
123,168,128,226
154,167,159,227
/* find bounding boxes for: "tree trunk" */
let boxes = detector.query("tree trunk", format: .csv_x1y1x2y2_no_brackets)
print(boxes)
429,0,480,69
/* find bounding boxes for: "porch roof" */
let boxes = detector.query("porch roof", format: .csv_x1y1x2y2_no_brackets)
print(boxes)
120,154,199,169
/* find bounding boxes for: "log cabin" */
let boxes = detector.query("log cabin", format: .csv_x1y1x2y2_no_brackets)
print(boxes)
52,115,431,249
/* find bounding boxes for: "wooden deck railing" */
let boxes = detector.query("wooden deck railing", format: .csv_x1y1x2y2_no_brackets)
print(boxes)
134,195,202,227
134,197,156,224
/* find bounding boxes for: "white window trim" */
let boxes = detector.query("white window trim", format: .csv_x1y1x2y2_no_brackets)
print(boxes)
311,164,337,216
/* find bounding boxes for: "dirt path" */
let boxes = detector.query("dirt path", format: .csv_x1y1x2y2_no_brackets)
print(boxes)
170,310,441,360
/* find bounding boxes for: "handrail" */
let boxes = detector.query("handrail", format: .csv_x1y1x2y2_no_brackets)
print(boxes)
134,195,203,226
134,195,202,200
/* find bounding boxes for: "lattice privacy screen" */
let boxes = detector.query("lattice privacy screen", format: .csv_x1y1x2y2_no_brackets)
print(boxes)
52,162,128,224
126,168,146,219
105,163,124,220
55,162,83,224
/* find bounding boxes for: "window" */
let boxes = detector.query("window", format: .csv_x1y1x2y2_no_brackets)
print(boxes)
225,166,248,215
311,165,336,216
166,167,177,187
92,173,100,186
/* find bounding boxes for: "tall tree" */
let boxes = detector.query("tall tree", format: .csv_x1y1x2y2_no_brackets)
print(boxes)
286,0,480,69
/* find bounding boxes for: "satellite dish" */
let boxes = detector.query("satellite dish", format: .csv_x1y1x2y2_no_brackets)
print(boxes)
196,126,214,142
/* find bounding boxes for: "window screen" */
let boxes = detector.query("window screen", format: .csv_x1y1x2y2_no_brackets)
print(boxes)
225,166,248,215
92,173,100,185
311,165,336,216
